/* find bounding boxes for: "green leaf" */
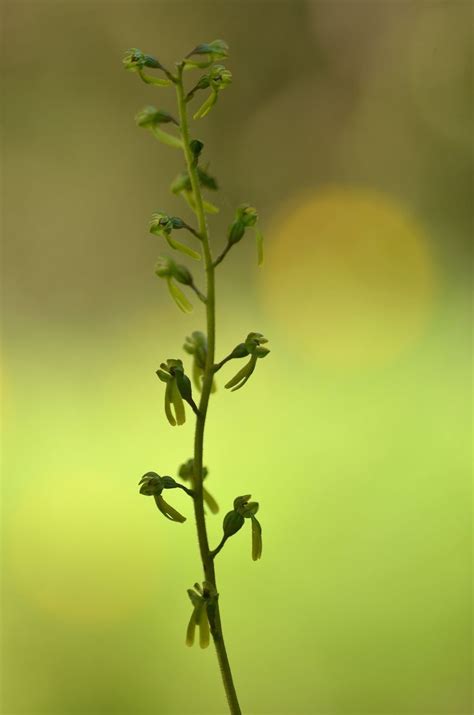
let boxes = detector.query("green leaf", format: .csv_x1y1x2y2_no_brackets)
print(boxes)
167,278,193,313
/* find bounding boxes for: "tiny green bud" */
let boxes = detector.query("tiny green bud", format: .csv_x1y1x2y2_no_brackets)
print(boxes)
228,220,246,246
222,509,245,538
175,369,195,406
229,343,250,359
155,257,195,311
190,139,204,165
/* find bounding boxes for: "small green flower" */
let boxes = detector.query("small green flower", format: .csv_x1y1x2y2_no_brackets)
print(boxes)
155,256,196,313
183,331,216,393
215,495,263,560
135,106,183,149
185,581,217,648
224,333,270,392
150,212,201,261
226,204,264,265
135,107,178,128
178,457,219,514
192,65,233,120
156,358,194,425
138,471,187,522
123,48,171,86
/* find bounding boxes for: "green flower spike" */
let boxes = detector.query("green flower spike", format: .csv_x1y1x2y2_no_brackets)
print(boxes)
178,458,219,514
192,65,233,120
156,358,198,425
155,256,196,313
150,211,201,261
138,471,189,522
135,106,183,149
186,581,218,648
184,39,229,69
183,331,216,393
123,48,171,86
224,333,270,392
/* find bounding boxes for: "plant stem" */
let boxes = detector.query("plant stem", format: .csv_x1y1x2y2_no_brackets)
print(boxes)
176,65,242,715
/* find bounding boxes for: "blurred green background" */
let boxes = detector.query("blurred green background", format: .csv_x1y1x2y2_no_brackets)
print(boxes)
1,1,472,714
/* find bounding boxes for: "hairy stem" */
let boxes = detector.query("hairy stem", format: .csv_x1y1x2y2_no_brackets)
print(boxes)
176,65,242,715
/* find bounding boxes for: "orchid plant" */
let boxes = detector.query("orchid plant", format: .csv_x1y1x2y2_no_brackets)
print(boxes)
123,40,269,715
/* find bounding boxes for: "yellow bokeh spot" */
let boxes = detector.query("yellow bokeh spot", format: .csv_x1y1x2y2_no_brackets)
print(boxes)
263,187,436,367
7,473,153,624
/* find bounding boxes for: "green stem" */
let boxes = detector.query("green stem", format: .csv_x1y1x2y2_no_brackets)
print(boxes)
176,65,242,715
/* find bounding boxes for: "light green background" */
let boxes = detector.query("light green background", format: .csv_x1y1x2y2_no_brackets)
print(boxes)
1,2,472,714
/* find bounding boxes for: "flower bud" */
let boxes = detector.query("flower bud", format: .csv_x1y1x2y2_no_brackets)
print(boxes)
228,220,246,246
222,509,245,538
229,343,250,359
190,139,204,165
